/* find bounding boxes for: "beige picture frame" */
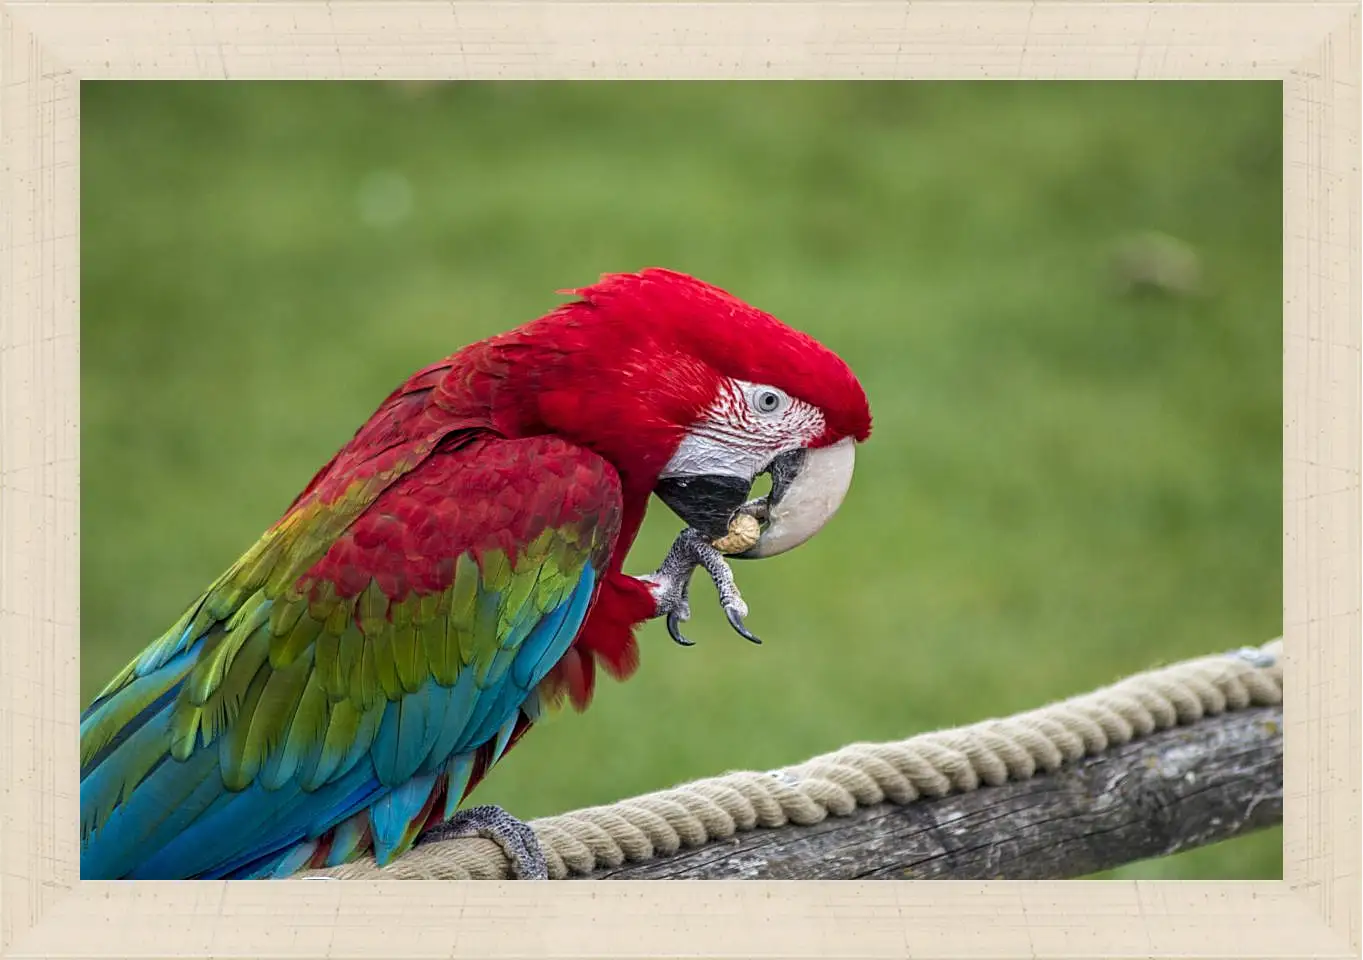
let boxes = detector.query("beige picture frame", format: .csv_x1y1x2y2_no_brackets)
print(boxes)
1,3,1357,958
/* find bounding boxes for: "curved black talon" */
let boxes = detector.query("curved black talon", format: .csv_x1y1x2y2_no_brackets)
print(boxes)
667,612,695,646
724,606,761,644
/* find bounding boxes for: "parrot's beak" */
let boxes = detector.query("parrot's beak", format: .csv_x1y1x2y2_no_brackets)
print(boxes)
654,437,857,555
734,437,856,559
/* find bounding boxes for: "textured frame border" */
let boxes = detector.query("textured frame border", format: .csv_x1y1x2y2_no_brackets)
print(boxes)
1,3,1357,958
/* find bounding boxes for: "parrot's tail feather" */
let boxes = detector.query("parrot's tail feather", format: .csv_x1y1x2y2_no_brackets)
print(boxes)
217,839,321,880
80,714,220,879
141,761,385,880
369,771,442,865
322,811,372,867
207,757,450,877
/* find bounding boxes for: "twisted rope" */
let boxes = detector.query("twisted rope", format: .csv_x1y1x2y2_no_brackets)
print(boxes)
297,638,1283,880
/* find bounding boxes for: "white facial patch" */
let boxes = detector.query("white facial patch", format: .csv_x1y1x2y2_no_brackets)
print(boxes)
660,378,825,480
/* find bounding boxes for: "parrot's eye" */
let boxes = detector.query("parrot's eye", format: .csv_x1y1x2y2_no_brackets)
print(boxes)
751,387,789,416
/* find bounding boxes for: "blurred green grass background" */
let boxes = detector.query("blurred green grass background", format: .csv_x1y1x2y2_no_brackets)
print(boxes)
81,81,1283,880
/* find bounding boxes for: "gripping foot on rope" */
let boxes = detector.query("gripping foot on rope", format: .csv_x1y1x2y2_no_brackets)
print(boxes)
420,804,549,880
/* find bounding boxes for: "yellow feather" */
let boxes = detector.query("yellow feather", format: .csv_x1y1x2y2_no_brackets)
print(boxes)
414,592,442,625
269,596,305,637
315,629,344,699
182,626,272,758
308,579,339,623
391,622,427,693
354,634,380,709
497,567,539,640
422,615,457,686
514,528,556,573
218,666,272,791
262,666,329,791
357,580,388,636
270,606,324,669
370,625,404,701
231,649,314,790
480,549,512,592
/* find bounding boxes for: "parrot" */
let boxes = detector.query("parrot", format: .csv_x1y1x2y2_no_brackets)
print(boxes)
79,268,873,881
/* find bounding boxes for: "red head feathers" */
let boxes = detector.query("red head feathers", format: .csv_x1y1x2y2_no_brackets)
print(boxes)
499,268,873,487
561,268,872,446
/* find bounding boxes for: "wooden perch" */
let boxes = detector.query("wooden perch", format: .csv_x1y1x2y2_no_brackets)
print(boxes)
580,705,1283,880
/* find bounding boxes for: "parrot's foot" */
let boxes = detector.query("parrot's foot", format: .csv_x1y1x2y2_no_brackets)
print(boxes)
641,528,758,648
420,804,549,880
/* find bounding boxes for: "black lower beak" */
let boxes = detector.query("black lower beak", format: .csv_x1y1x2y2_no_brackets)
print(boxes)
654,474,753,540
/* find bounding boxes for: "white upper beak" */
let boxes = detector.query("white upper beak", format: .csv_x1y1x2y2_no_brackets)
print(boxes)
738,437,857,559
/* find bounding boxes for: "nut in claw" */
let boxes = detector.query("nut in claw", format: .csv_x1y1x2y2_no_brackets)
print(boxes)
711,512,763,555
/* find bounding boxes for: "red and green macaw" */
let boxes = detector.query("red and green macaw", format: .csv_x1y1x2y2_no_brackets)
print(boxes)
80,269,872,880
